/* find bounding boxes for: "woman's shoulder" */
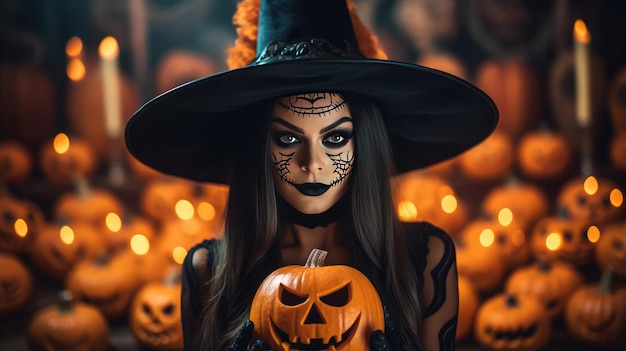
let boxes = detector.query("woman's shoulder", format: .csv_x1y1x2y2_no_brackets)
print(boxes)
183,238,221,283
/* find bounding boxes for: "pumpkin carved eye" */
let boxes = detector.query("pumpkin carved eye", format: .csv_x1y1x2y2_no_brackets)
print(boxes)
320,283,350,307
280,285,307,306
613,239,624,251
162,303,175,315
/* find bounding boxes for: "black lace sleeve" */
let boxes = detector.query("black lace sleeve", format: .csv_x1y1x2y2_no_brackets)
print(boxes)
408,222,459,351
181,239,219,350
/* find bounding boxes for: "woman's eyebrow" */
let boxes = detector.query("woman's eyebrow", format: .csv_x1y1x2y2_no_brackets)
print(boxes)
272,118,304,134
320,117,353,134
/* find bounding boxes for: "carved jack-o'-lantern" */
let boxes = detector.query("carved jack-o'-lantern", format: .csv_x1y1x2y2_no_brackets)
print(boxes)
595,223,626,280
458,131,514,182
31,220,104,281
250,249,385,351
129,275,183,350
481,180,549,231
474,293,551,351
530,215,594,267
54,186,124,228
27,290,109,351
0,252,33,314
39,135,98,184
454,236,506,296
66,254,142,320
0,140,33,185
557,176,624,225
517,130,572,180
461,219,530,272
393,172,469,235
0,194,44,253
565,269,626,347
505,260,583,319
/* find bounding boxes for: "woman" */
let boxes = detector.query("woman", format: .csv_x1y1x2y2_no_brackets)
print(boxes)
124,0,498,350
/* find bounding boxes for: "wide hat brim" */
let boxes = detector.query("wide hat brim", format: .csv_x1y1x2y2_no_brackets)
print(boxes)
125,58,498,184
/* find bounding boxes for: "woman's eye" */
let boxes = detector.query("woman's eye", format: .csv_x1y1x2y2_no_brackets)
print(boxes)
273,132,300,147
323,131,352,147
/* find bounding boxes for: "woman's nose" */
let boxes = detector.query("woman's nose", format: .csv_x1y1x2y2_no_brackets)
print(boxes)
299,142,325,173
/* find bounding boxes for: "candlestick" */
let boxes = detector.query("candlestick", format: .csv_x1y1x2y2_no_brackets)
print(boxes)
573,19,591,128
98,36,122,139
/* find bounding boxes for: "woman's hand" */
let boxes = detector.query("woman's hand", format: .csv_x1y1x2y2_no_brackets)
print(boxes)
227,320,272,351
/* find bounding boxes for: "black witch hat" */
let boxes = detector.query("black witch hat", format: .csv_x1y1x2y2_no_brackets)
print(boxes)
125,0,498,183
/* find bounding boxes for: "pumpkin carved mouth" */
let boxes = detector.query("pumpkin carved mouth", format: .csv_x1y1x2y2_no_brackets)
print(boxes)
485,323,538,341
270,315,360,350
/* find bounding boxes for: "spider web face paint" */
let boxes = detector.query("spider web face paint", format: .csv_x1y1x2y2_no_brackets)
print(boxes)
329,151,354,186
278,93,346,117
272,151,295,185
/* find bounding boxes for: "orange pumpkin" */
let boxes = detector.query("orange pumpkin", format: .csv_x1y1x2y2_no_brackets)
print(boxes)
0,252,33,314
595,223,626,280
516,130,573,180
154,50,219,95
393,172,469,235
609,132,626,172
66,56,140,162
607,66,626,132
0,140,33,185
53,186,124,228
456,275,479,341
461,218,530,272
129,271,184,350
65,253,142,320
474,293,551,351
454,236,506,296
140,177,196,222
416,52,467,80
556,176,624,225
102,213,155,254
27,290,109,351
0,194,44,253
505,260,583,319
249,249,384,350
530,215,594,267
481,180,549,231
0,62,57,153
474,59,543,139
458,131,514,183
565,269,626,347
39,135,99,184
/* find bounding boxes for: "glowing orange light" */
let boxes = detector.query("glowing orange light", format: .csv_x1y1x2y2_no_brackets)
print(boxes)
397,201,418,221
498,208,513,227
441,195,457,214
573,19,591,44
583,176,598,195
587,225,600,243
172,246,188,264
479,228,495,248
14,219,28,238
105,212,122,232
66,58,86,82
546,233,561,251
98,36,119,59
176,200,194,220
59,225,75,245
130,234,150,255
197,202,216,221
610,188,623,207
65,36,83,57
53,133,70,154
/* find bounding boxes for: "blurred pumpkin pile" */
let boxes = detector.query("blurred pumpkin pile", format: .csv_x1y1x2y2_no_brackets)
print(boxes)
1,35,626,351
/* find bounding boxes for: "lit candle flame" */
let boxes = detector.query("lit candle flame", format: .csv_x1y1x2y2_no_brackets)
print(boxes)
587,225,600,243
479,228,495,248
105,212,122,232
610,188,623,207
66,58,86,82
99,36,119,59
65,36,83,57
583,176,598,195
172,246,187,264
130,234,149,255
59,225,75,245
546,232,561,251
574,19,591,44
498,208,513,227
53,133,70,154
14,219,28,238
197,201,216,221
176,199,195,220
441,195,457,214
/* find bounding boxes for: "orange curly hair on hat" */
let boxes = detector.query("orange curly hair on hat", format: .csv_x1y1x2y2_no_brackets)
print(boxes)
226,0,388,69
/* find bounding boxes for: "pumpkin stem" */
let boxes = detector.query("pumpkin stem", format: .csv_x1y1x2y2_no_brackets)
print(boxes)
58,290,74,314
598,268,614,294
505,294,518,308
74,177,92,199
305,249,328,268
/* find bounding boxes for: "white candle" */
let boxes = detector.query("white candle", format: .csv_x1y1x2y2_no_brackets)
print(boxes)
129,0,148,99
573,19,592,128
99,36,122,139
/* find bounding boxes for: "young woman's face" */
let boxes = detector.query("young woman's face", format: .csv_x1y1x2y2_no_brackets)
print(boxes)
270,93,355,214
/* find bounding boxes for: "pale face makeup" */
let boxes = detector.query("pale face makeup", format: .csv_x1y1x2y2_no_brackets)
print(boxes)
270,93,355,214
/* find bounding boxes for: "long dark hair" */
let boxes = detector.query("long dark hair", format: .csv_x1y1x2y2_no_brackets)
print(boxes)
199,94,423,350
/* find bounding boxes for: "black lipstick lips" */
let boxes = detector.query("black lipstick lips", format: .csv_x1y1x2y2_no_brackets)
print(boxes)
295,183,330,196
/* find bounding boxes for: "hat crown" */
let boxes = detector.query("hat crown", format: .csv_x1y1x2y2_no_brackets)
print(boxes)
256,0,359,57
